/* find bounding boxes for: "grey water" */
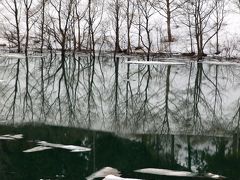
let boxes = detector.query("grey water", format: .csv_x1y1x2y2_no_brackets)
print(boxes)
0,54,240,179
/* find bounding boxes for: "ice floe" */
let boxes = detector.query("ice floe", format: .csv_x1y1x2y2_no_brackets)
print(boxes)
37,141,91,152
205,173,226,179
134,168,226,179
135,168,196,177
125,60,186,65
0,54,45,59
0,134,23,140
23,146,53,153
0,53,26,59
86,167,121,180
103,175,141,180
200,60,240,66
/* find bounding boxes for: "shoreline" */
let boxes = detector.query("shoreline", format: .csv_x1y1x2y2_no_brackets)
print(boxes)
0,49,240,63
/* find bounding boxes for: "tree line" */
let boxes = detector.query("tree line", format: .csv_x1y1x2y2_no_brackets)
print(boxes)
0,0,238,60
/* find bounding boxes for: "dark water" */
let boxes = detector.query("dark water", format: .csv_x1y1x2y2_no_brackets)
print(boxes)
0,125,240,180
0,53,240,179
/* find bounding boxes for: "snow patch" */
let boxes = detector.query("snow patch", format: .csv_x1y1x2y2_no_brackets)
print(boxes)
135,168,226,179
0,53,26,59
200,60,240,66
103,175,141,180
0,134,23,140
37,141,91,152
86,167,121,180
125,60,186,65
135,168,196,177
23,146,53,153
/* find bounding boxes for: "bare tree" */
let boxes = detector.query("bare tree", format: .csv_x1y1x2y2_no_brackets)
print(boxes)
1,0,22,52
48,0,74,56
152,0,185,42
180,1,195,53
75,0,87,51
191,0,223,60
23,0,33,55
123,0,136,54
136,0,155,60
109,0,123,53
213,0,225,54
40,0,48,53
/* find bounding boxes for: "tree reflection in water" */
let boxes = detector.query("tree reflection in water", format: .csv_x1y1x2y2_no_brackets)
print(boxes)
0,54,240,135
1,54,240,179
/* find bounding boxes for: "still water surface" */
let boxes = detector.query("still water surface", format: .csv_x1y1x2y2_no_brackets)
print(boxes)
0,54,240,179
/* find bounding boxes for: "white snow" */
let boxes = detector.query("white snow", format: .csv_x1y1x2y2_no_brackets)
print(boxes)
37,141,91,152
0,54,26,59
125,61,186,65
0,134,23,140
206,173,226,179
134,168,196,177
103,175,141,180
23,146,53,153
200,60,240,66
86,167,121,180
0,136,15,140
135,168,226,179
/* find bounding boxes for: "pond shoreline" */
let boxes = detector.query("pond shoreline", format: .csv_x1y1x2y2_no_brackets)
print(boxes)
1,49,240,63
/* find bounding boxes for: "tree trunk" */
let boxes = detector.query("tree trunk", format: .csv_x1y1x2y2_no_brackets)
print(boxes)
166,0,172,42
115,0,122,53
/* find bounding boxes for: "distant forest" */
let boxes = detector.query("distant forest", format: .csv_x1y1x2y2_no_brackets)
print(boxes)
0,0,239,60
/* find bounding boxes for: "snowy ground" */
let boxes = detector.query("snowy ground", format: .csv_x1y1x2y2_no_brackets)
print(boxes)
0,1,240,60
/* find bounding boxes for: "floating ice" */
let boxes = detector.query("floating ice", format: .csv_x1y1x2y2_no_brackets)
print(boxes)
135,168,226,179
125,60,186,65
23,146,53,153
37,141,91,152
0,134,23,140
205,173,226,179
9,134,23,139
103,175,141,180
86,167,121,180
200,60,240,66
135,168,196,177
0,80,6,83
0,136,15,140
0,53,26,59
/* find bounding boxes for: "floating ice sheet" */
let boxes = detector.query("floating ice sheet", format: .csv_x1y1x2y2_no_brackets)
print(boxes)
103,175,141,180
135,168,195,177
0,54,45,59
37,141,91,152
0,53,26,59
205,173,226,179
86,167,121,180
125,60,186,65
0,134,23,140
135,168,226,179
200,60,240,66
23,146,53,153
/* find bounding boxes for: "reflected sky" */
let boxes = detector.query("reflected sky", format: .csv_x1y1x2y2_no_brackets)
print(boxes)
0,54,240,135
0,54,240,179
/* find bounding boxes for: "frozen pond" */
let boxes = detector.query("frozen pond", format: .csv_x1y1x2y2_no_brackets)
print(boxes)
0,53,240,179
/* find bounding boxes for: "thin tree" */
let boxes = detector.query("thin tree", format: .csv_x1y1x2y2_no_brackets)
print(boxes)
1,0,22,52
136,0,155,61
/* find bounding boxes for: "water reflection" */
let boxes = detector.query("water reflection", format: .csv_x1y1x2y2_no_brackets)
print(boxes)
0,125,240,179
0,54,240,136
